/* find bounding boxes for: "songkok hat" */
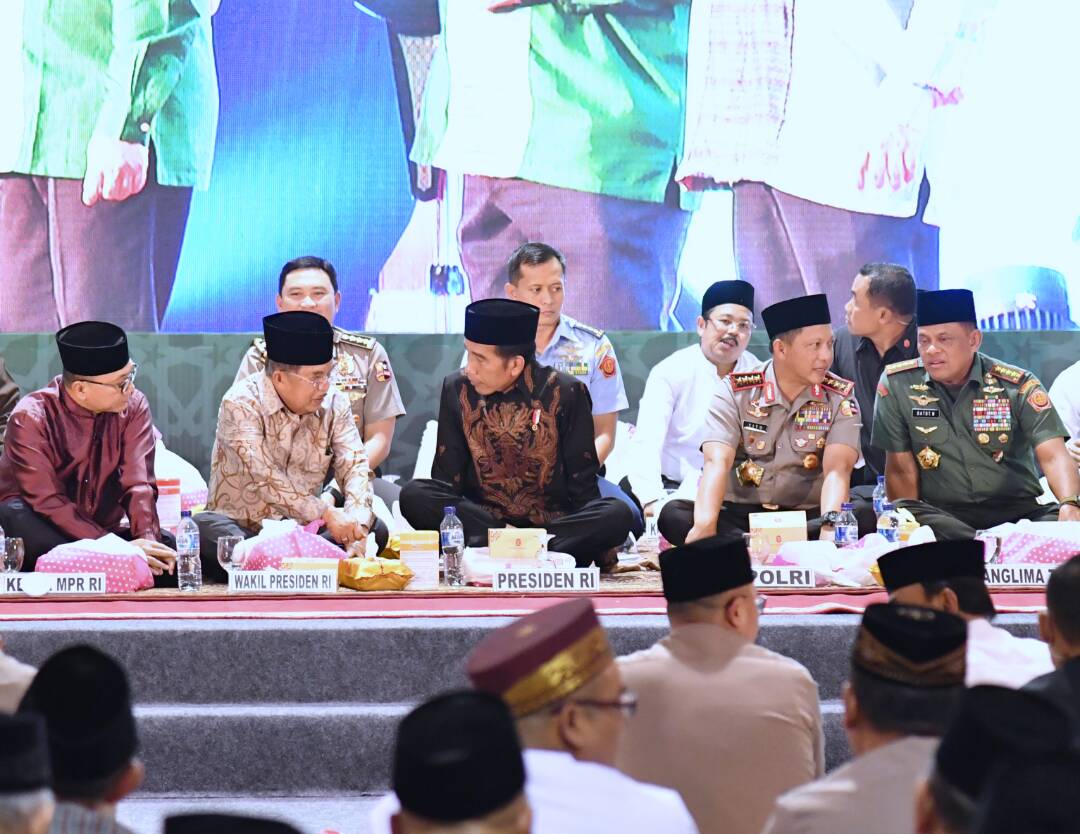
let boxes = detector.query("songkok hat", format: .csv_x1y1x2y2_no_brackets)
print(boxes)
262,311,333,366
55,321,129,377
877,539,985,593
18,644,137,785
660,534,755,603
165,815,302,834
917,289,977,326
761,294,831,341
701,280,755,316
852,603,967,688
464,299,539,347
970,756,1080,834
0,713,50,794
467,598,612,717
934,686,1073,800
393,691,525,823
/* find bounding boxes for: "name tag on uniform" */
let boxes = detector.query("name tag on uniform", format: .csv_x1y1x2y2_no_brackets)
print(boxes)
742,420,769,434
984,564,1055,588
912,408,940,419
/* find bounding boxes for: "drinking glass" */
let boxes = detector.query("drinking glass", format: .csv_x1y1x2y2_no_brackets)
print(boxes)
2,538,25,573
216,535,245,574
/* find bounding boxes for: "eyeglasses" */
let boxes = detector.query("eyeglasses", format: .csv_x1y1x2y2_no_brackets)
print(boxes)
563,690,638,719
76,363,139,394
285,370,338,390
707,317,754,335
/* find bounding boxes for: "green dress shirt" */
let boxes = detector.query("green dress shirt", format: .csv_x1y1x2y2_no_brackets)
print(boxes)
4,0,217,188
413,0,690,205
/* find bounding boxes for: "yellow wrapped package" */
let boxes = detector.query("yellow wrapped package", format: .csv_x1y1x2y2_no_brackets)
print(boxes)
338,557,414,591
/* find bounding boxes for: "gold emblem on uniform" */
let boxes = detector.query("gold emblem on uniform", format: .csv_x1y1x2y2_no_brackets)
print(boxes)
756,439,766,450
816,437,826,449
839,400,855,417
910,383,929,392
914,425,937,435
802,453,819,470
977,432,990,444
747,401,767,418
982,386,1004,395
917,446,941,470
992,450,1004,463
736,459,765,487
998,433,1009,443
908,394,940,407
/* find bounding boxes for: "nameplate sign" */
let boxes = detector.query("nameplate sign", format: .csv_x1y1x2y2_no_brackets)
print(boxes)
753,566,815,589
228,569,337,594
984,564,1055,588
492,567,600,593
1,573,107,596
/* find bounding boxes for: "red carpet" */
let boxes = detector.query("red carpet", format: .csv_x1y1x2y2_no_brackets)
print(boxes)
0,589,1045,621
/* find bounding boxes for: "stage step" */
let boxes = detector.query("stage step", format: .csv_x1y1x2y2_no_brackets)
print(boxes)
2,614,1039,705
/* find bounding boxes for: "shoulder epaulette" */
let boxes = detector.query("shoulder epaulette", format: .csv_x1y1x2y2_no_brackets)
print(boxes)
988,362,1027,385
729,371,765,391
572,321,605,339
251,336,267,361
335,328,376,350
885,358,922,375
821,372,855,397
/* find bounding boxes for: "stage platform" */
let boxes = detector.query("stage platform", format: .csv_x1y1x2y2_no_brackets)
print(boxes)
0,584,1044,833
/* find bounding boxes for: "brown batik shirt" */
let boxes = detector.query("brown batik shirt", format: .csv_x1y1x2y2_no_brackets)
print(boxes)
432,361,600,524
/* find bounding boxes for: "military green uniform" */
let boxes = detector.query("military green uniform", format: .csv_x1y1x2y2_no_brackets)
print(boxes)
871,353,1065,539
657,361,870,544
235,327,405,438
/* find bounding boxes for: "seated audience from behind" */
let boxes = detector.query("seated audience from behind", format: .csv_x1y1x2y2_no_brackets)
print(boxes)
18,645,142,834
0,713,53,834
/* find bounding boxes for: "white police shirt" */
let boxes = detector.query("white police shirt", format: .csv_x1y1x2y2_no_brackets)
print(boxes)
626,343,761,507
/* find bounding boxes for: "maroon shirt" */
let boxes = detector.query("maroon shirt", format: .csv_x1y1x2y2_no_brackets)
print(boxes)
0,377,160,540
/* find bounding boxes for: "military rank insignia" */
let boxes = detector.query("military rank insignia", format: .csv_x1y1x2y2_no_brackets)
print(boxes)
821,373,855,397
731,371,765,391
989,363,1025,384
972,398,1011,432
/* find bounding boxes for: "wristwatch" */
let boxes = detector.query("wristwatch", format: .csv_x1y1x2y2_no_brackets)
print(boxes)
819,511,842,526
1059,495,1080,508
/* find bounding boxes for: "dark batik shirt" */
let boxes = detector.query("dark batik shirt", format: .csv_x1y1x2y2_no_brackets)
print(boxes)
831,322,919,484
433,361,600,525
0,377,160,540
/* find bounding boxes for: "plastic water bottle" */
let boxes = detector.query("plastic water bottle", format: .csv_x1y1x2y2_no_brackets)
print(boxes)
440,507,465,587
872,475,887,516
877,503,900,543
176,511,202,592
834,503,859,547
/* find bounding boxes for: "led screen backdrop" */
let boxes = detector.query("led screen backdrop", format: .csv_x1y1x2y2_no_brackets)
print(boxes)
0,0,1076,333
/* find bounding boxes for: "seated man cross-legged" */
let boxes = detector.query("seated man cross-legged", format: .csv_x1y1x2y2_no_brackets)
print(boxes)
197,311,384,582
401,299,633,569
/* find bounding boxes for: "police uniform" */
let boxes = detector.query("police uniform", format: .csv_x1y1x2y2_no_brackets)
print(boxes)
236,327,405,442
871,292,1067,540
658,337,866,543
